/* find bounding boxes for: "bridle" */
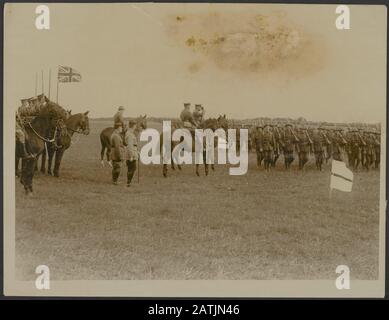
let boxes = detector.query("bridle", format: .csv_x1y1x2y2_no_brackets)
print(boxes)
27,118,64,145
67,126,89,135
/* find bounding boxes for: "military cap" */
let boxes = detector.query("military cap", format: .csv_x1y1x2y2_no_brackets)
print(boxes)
118,106,125,111
114,122,123,129
128,119,136,127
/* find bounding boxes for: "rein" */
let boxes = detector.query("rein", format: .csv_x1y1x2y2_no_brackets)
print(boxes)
27,121,57,144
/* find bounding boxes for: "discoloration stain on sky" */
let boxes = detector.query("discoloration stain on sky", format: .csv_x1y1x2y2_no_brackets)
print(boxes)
166,11,326,78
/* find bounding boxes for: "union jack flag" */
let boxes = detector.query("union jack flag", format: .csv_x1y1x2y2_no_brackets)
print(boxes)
58,65,82,83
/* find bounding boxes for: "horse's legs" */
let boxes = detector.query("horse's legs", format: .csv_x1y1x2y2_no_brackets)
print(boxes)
196,164,200,176
47,148,55,176
53,148,65,177
203,151,209,176
211,164,215,171
34,154,39,172
106,147,112,167
23,158,35,195
163,164,168,177
40,147,47,174
100,145,106,166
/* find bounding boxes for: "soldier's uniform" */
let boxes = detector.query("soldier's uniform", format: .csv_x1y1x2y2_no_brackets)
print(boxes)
296,128,310,169
254,126,264,167
282,124,298,169
331,129,347,161
15,95,50,159
272,124,283,167
347,129,364,169
180,103,196,129
192,104,205,127
110,125,125,184
124,125,139,187
261,125,275,170
373,132,380,169
113,107,126,129
363,131,375,169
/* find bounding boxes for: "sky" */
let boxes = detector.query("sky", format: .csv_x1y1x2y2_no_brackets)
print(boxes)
4,3,387,123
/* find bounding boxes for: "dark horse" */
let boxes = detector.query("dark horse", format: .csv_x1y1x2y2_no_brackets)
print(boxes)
40,111,90,177
161,115,228,177
100,115,147,167
16,102,68,195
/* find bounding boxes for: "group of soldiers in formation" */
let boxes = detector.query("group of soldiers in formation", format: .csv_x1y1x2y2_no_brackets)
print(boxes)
249,123,381,171
16,97,381,187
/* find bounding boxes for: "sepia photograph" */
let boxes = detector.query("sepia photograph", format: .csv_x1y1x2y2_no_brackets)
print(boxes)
2,2,386,297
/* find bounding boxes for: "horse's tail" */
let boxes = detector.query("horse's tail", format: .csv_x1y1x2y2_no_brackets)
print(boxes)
100,129,111,161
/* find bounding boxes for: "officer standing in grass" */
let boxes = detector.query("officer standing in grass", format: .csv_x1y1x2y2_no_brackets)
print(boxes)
110,122,125,185
124,120,139,187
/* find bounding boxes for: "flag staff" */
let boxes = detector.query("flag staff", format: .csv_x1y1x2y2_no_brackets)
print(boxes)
35,72,38,96
41,70,44,95
56,79,59,104
48,68,51,99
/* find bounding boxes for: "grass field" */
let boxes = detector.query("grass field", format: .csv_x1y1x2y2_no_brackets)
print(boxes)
15,120,380,280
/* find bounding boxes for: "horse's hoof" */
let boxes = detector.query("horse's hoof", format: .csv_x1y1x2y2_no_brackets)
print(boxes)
100,160,105,167
196,172,200,177
108,161,113,168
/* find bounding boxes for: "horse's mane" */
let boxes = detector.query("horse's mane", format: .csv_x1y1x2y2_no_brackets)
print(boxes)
38,100,68,120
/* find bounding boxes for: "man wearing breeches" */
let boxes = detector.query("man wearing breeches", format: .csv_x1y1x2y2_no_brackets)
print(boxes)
110,123,125,185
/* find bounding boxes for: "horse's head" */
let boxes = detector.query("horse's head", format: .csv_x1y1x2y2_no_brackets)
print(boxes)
136,114,147,131
217,114,228,131
79,111,90,135
67,111,90,135
202,118,218,131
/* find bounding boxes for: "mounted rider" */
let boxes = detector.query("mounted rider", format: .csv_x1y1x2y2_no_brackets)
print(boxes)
15,94,62,159
113,106,126,130
193,104,205,127
180,103,197,129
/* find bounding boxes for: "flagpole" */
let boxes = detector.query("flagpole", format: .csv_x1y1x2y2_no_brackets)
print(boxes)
56,79,59,104
48,68,51,99
35,72,38,96
41,70,44,95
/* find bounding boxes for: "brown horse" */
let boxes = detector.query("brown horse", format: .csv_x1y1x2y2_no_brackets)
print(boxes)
100,115,147,167
40,111,90,177
17,102,68,195
161,117,225,177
